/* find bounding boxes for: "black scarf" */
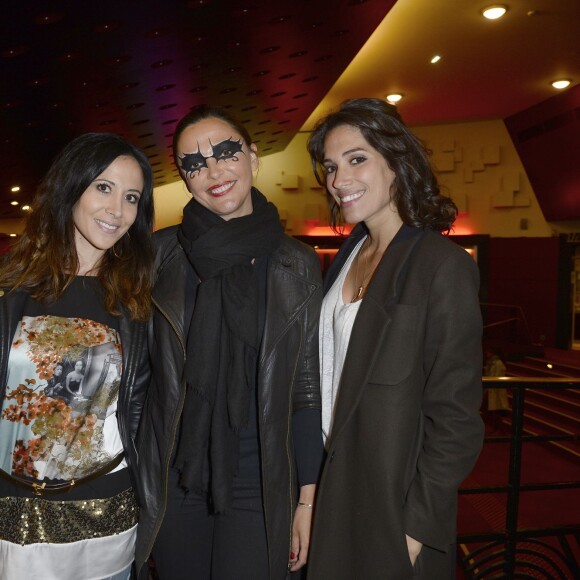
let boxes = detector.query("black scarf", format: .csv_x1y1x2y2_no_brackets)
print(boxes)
175,187,284,512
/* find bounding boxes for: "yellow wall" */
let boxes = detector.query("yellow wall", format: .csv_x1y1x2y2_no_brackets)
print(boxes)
0,219,23,236
1,120,575,237
413,120,552,237
151,118,564,237
152,180,190,232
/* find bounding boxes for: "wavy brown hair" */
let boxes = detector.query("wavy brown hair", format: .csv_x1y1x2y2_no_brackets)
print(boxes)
307,98,457,233
0,133,154,321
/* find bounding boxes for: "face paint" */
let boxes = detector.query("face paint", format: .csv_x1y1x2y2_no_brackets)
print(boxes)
178,137,245,178
178,150,208,176
176,118,258,220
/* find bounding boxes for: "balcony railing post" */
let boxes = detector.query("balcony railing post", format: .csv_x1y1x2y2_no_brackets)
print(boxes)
459,378,580,577
504,383,525,576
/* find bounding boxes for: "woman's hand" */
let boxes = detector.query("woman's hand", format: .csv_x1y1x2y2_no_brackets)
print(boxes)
405,534,423,566
289,484,316,572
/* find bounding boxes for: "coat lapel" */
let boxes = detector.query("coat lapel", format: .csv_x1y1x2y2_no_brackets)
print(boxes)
323,224,366,294
327,227,423,447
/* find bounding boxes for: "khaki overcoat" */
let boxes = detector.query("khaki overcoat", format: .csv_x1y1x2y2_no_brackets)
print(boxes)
308,225,484,580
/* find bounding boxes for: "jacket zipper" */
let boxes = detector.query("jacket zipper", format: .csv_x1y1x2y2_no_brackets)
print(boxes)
141,297,187,567
153,296,187,353
117,319,137,474
285,252,302,571
285,318,303,572
258,320,303,579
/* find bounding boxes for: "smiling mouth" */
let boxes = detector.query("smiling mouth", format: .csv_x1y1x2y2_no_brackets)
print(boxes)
207,181,235,196
339,191,364,205
95,219,120,233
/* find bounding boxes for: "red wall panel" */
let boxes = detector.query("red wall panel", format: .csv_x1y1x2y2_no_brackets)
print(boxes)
488,237,560,347
504,85,580,222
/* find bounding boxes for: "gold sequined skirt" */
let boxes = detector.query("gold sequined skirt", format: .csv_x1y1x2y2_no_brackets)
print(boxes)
0,487,138,545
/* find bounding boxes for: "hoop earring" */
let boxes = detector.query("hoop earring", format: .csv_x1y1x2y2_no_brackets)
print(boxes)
112,243,121,259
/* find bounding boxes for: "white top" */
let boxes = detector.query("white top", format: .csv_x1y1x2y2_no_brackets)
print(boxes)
319,237,366,443
0,526,136,580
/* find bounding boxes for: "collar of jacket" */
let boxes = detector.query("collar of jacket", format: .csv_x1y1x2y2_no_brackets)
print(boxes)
324,225,424,447
259,236,319,364
151,234,319,361
323,223,367,295
324,222,421,296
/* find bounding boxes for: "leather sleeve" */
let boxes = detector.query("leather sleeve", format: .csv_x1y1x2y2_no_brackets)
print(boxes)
127,321,151,441
292,244,323,412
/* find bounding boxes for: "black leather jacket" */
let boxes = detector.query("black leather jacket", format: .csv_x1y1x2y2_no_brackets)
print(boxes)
0,287,150,497
135,226,323,578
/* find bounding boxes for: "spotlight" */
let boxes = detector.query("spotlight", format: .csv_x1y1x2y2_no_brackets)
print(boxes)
482,5,507,20
551,79,571,90
385,93,403,104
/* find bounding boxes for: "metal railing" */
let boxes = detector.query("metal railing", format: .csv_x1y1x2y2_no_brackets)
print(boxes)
480,302,540,356
457,378,580,579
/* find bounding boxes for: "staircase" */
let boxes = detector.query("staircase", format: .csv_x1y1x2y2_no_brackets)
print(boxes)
503,353,580,459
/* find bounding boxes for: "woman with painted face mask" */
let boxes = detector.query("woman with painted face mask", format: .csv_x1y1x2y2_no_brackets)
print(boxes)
135,105,323,579
306,98,484,580
0,133,154,580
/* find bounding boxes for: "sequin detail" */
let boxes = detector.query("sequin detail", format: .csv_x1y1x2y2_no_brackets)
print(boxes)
0,488,137,545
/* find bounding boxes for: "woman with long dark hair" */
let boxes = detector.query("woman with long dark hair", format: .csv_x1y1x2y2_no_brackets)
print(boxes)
0,133,154,580
306,98,484,579
135,105,324,580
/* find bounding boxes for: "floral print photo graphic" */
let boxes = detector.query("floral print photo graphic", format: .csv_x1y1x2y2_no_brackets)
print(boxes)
0,315,123,481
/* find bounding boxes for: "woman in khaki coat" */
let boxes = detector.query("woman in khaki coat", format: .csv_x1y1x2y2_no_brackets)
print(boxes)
306,98,484,579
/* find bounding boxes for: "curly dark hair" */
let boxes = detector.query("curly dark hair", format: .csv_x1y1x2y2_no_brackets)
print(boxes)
307,98,457,232
0,133,154,321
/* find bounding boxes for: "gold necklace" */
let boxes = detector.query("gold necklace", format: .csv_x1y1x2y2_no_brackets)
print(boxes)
352,237,372,302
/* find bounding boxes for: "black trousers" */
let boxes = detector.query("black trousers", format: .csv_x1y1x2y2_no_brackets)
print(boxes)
152,466,269,580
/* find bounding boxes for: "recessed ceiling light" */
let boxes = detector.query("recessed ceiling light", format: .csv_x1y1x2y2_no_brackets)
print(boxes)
9,233,17,237
11,186,20,192
482,5,507,20
386,93,403,104
551,79,571,90
430,55,441,64
10,201,18,206
22,205,31,211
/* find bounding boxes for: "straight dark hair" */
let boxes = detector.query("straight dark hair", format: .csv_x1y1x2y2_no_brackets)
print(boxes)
307,98,457,232
0,133,154,321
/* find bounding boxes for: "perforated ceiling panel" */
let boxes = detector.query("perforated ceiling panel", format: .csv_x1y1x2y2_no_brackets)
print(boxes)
0,0,393,216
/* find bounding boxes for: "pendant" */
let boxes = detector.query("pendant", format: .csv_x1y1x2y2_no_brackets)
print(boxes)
353,285,364,301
